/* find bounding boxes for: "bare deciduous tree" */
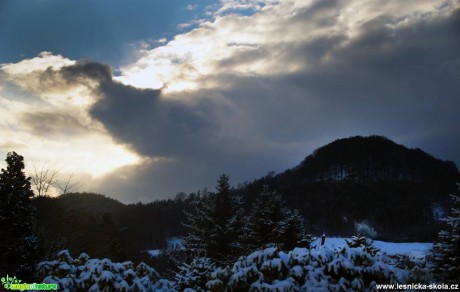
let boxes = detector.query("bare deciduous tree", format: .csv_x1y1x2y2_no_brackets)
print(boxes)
57,173,82,195
30,163,60,197
30,163,82,196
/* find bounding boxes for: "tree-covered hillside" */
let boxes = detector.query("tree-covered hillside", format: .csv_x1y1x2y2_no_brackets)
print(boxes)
240,136,460,241
31,136,460,271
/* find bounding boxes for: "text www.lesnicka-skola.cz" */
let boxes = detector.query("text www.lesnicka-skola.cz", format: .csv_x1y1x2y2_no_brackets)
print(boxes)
376,283,459,290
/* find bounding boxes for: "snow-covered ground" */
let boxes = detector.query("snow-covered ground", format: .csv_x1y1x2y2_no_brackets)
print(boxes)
149,237,433,259
373,240,432,256
313,237,432,262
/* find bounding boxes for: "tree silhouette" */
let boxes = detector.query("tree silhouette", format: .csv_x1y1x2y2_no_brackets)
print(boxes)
431,189,460,284
0,152,37,280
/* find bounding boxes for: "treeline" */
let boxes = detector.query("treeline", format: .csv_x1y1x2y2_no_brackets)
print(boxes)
30,136,460,272
179,174,311,267
36,217,460,291
33,175,312,274
33,192,190,269
34,185,460,290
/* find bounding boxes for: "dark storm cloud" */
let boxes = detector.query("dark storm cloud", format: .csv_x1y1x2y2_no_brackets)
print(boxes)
90,7,460,200
91,82,220,158
214,8,460,165
35,61,222,159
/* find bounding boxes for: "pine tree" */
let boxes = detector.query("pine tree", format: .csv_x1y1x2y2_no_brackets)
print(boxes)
227,192,250,255
175,257,217,291
98,212,125,261
209,174,248,262
278,209,312,250
431,191,460,284
182,174,247,264
0,152,37,280
248,186,285,248
182,197,214,258
247,186,313,251
209,174,233,261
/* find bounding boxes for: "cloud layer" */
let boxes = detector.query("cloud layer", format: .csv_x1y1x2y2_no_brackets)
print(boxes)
0,54,140,178
1,0,459,202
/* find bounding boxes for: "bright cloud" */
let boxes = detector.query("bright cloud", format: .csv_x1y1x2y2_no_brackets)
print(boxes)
1,51,75,75
0,53,141,178
117,0,458,95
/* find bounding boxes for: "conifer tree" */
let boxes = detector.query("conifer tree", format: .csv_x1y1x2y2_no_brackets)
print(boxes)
98,212,125,261
278,209,312,250
248,186,284,248
182,174,247,264
248,186,312,251
209,174,233,260
207,174,248,263
182,197,214,258
431,191,460,284
0,152,37,280
175,257,217,291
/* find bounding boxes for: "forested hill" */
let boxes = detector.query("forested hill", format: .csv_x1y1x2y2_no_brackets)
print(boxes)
33,135,459,269
297,135,458,183
241,135,460,242
33,192,190,266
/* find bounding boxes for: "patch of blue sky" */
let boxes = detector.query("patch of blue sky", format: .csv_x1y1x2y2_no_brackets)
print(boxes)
0,0,220,67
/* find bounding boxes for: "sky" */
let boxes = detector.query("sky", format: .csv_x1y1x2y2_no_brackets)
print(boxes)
1,0,459,203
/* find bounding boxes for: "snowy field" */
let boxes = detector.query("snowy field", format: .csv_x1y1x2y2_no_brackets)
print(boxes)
313,237,432,262
149,237,433,259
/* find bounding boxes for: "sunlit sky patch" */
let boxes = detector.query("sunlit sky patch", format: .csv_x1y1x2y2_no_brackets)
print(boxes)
0,54,141,177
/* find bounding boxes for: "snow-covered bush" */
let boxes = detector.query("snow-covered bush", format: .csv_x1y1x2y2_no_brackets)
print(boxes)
175,257,219,291
37,250,175,291
345,235,380,256
219,243,410,291
391,251,432,283
37,241,432,291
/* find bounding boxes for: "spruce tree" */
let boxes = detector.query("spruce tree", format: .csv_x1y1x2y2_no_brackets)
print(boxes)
208,174,247,263
183,197,214,258
248,186,284,248
431,191,460,284
209,174,233,260
182,174,247,264
248,186,312,251
278,209,312,250
0,152,37,280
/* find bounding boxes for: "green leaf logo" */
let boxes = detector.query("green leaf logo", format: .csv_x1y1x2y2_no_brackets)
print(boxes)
1,275,22,289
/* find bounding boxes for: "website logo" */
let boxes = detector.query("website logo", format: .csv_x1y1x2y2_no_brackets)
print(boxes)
1,275,58,291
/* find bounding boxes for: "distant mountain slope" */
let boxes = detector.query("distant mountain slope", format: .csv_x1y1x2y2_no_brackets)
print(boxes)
50,192,126,213
297,136,459,183
242,135,460,241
